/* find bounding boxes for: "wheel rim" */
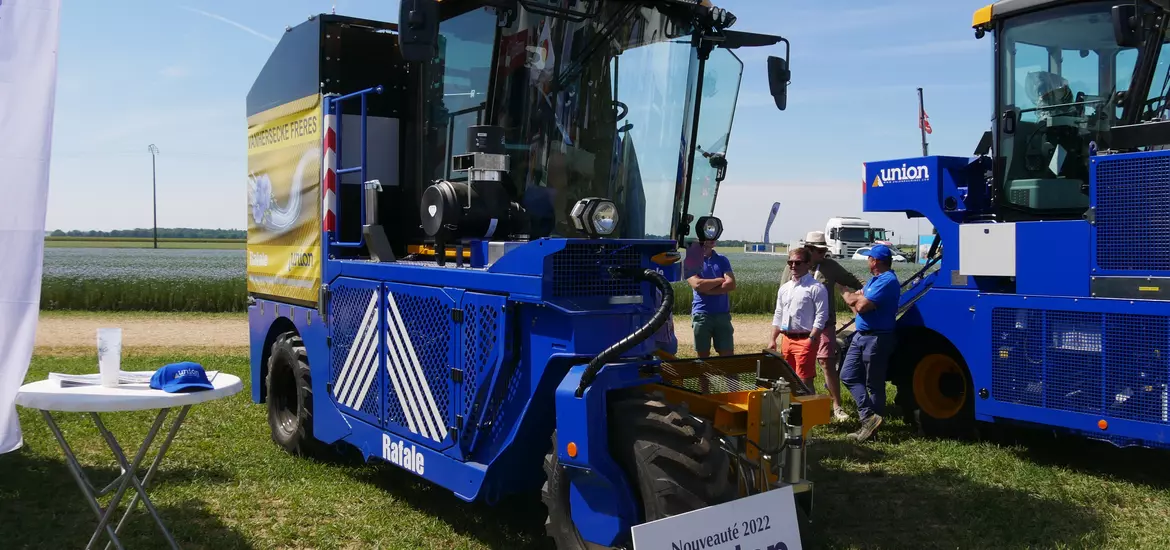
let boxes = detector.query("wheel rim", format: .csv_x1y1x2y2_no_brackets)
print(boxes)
912,354,967,420
271,362,298,436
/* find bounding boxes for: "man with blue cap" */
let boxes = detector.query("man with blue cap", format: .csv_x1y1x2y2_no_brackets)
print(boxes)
840,244,900,442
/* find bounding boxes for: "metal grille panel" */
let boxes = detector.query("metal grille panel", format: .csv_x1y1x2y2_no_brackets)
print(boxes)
328,285,381,420
991,307,1170,425
393,292,452,430
489,366,525,446
1096,155,1170,271
991,308,1044,407
462,305,499,414
551,244,642,298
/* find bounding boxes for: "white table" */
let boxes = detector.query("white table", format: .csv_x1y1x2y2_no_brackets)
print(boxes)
16,371,243,550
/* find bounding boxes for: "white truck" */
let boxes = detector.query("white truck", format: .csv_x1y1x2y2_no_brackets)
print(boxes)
824,216,889,258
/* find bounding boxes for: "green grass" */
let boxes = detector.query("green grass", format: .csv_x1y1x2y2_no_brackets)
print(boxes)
5,352,1170,549
41,277,246,312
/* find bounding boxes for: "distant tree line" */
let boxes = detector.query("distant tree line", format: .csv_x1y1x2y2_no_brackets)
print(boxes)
49,228,246,240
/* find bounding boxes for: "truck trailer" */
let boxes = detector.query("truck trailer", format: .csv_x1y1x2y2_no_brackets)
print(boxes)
245,1,827,547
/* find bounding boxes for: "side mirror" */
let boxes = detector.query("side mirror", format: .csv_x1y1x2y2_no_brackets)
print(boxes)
399,0,440,62
768,56,790,111
1113,4,1142,48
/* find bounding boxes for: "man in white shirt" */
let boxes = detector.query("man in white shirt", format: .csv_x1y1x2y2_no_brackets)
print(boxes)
769,247,830,390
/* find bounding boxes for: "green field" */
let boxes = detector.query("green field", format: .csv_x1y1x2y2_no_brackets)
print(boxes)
46,237,245,250
4,351,1169,548
39,247,928,314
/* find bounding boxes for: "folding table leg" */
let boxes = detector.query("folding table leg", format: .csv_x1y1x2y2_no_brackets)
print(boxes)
40,410,126,550
85,409,173,550
103,406,190,550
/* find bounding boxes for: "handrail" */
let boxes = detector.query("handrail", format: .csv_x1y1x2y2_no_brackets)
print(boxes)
329,85,384,249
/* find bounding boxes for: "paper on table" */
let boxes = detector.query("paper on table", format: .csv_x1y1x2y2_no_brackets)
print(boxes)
47,371,221,388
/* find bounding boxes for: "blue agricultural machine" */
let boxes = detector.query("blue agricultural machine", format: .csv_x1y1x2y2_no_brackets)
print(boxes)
244,0,828,547
861,0,1170,448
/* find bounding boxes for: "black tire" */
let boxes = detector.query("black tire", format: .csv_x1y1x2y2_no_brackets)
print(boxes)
541,392,734,549
266,331,320,456
891,336,975,439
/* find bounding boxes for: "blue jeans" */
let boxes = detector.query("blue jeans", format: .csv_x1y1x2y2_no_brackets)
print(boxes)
840,332,895,421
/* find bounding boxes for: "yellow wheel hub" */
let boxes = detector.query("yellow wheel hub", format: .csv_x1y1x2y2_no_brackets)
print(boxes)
912,354,967,420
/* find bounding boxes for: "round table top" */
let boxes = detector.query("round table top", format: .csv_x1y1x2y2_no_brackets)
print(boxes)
15,371,243,413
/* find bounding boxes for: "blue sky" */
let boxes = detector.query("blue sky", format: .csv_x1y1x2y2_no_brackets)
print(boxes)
46,0,992,244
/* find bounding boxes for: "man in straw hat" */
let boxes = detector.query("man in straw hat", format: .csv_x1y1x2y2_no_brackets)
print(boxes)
782,230,863,422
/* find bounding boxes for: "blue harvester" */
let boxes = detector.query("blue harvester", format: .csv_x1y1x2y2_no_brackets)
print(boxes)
244,1,830,547
861,0,1170,448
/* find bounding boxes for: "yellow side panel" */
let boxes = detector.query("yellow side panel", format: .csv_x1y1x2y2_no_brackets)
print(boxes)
246,94,322,305
972,4,994,27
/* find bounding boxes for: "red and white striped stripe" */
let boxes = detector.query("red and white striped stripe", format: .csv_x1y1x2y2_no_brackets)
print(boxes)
322,112,338,233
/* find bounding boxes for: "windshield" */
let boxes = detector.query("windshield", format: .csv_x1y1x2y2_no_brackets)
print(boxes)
996,1,1169,217
838,227,871,242
448,4,744,240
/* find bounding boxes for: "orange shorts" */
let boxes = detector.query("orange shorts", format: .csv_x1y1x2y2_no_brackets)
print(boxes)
782,334,818,381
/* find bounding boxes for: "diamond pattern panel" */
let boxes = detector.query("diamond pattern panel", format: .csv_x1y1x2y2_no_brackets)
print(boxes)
328,283,380,421
393,291,452,431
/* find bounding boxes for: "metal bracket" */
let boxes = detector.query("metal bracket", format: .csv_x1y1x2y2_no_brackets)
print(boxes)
450,368,463,383
451,308,464,323
1083,206,1096,224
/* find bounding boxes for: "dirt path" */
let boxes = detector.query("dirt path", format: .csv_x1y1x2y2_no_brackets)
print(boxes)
33,312,812,355
34,312,782,352
35,313,249,352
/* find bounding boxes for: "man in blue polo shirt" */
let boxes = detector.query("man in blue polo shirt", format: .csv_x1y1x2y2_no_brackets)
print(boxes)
687,238,736,358
840,244,900,442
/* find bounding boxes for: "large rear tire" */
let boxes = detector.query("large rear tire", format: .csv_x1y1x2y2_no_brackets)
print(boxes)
266,331,321,456
541,391,734,549
892,336,975,439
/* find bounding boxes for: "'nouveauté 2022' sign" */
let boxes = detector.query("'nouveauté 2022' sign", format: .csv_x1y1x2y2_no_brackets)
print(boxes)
630,485,803,550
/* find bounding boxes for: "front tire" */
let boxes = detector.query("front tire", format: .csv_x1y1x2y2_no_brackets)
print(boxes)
542,392,734,549
892,337,975,438
266,331,320,456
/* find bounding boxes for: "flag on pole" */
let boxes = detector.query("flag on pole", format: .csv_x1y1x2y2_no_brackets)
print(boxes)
919,108,933,134
0,0,63,454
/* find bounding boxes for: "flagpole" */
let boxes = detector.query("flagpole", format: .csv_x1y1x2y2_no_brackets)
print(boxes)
918,87,929,157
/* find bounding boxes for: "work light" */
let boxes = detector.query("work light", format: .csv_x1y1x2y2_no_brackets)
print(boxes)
570,198,620,238
696,216,723,241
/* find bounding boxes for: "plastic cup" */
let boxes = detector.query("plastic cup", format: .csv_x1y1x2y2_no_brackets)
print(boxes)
98,328,122,387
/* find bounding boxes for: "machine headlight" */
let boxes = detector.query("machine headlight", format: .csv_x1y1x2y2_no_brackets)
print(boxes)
571,198,620,237
696,216,723,241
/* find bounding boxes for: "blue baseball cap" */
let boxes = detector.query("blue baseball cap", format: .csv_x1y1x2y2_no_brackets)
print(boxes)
150,362,214,393
860,244,894,262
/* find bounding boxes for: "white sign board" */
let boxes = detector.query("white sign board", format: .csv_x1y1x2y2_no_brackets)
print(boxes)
631,485,803,550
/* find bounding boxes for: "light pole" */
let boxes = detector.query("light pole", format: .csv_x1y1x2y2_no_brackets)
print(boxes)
148,144,159,249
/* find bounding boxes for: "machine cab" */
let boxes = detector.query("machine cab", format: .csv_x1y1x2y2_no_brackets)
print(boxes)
974,0,1170,222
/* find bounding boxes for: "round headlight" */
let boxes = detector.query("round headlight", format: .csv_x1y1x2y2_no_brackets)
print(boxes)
697,216,723,241
591,201,619,236
570,198,620,238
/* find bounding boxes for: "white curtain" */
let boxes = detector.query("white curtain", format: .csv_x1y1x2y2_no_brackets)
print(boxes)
0,0,62,454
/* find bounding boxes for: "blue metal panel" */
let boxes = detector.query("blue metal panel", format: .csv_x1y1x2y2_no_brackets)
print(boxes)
863,155,974,289
247,299,341,442
328,260,541,300
555,363,650,548
1092,150,1170,275
327,279,382,427
383,282,458,452
1015,221,1090,297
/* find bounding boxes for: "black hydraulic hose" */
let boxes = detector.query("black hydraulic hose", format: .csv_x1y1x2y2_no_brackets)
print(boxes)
575,267,674,398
